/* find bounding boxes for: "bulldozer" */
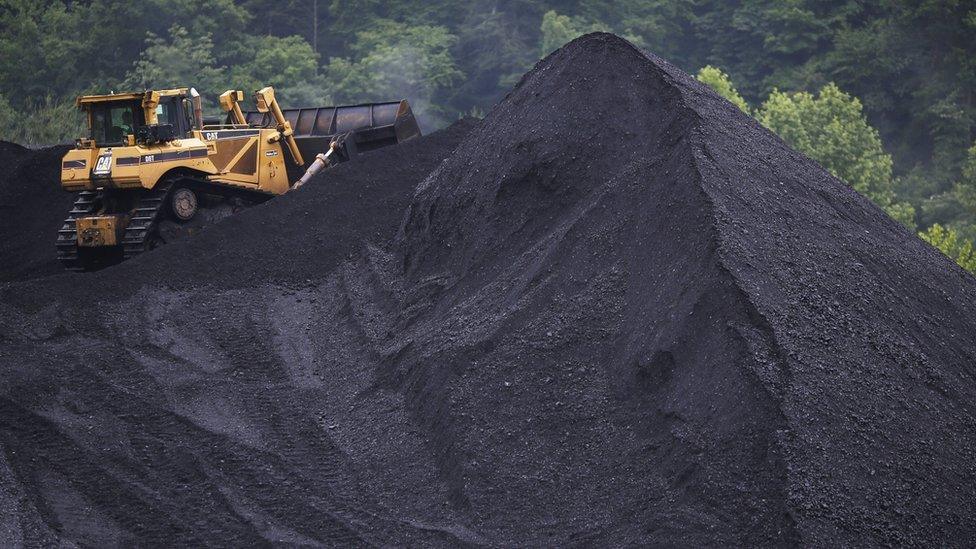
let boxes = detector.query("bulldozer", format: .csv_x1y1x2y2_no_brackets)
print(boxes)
57,86,421,270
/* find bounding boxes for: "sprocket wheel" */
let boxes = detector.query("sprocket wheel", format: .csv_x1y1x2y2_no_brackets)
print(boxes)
171,187,198,222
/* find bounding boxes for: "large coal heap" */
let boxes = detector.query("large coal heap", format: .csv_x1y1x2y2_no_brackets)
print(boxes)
1,33,975,546
0,140,27,168
0,143,74,283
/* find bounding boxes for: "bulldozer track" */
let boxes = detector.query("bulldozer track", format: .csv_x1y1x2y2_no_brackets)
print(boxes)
55,190,98,271
122,182,173,260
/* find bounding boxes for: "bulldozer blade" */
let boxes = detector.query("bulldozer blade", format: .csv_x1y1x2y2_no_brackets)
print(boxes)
245,100,422,167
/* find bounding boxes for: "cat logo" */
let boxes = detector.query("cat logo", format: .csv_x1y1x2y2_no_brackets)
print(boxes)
265,150,278,157
93,154,112,176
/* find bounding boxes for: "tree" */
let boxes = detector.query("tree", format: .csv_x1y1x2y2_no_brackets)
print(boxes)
452,3,540,113
228,35,328,107
955,143,976,215
0,95,13,133
123,25,227,108
0,0,87,104
0,0,251,107
696,66,750,113
539,10,608,56
0,93,84,145
324,20,464,127
919,224,976,274
758,83,915,228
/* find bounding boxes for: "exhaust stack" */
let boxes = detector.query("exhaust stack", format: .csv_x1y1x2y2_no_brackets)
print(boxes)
189,87,204,129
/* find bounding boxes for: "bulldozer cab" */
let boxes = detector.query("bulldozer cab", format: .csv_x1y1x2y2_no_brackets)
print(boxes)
77,89,197,147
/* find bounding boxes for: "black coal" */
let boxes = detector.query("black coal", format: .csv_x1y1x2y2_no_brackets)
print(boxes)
0,144,74,283
1,34,974,546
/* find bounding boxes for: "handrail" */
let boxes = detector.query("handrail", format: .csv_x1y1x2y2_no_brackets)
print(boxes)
200,123,253,130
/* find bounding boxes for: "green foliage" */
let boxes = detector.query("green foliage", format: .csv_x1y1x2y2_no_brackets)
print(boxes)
919,224,976,274
955,144,976,215
123,25,227,101
696,66,750,113
825,3,976,167
0,93,84,145
228,35,328,106
124,23,329,111
0,0,87,102
539,11,608,56
324,20,463,125
0,95,15,137
451,4,539,110
758,83,915,228
0,0,250,109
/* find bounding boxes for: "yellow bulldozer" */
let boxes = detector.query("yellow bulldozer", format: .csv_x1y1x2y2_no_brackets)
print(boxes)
57,86,420,270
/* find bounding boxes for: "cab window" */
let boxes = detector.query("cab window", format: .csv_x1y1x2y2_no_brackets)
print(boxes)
156,98,193,135
90,102,142,145
155,101,180,126
155,104,168,124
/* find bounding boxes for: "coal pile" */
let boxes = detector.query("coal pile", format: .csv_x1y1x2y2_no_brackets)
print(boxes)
0,140,27,168
0,143,74,283
2,33,976,546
